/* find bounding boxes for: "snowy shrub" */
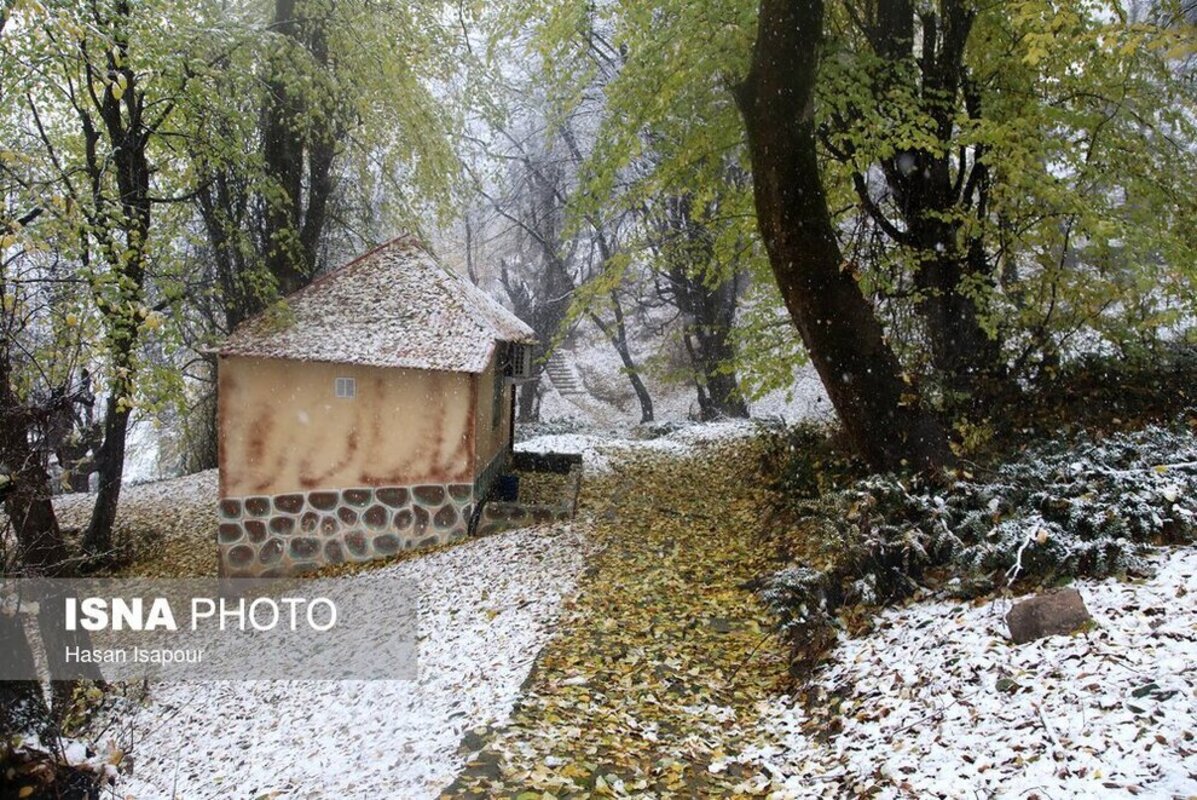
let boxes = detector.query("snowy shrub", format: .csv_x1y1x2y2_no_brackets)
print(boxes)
758,420,863,499
762,422,1197,672
759,566,842,674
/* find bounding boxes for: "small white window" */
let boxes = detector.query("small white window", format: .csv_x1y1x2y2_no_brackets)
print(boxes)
335,377,356,399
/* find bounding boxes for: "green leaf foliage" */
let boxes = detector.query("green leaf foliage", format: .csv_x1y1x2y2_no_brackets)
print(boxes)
495,0,1197,395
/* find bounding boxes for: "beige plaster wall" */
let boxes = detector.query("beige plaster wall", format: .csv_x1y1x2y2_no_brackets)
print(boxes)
473,348,513,474
219,355,476,497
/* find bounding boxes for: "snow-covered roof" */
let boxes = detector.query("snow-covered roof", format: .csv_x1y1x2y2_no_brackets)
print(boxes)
217,237,536,374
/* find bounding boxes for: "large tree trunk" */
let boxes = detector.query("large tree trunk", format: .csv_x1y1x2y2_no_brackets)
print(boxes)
261,0,313,296
0,611,54,742
735,0,952,472
81,400,131,560
654,194,749,421
197,170,256,331
691,323,748,420
913,240,1004,399
81,18,152,559
678,262,748,420
1,331,70,574
260,0,339,298
1,341,104,737
198,0,343,333
696,275,748,420
680,291,748,421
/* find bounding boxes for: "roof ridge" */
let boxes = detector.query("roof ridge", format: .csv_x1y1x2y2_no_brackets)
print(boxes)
433,256,521,340
221,234,422,337
216,236,535,374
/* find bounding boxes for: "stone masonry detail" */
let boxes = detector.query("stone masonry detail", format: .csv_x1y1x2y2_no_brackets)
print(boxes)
475,464,581,537
218,483,473,577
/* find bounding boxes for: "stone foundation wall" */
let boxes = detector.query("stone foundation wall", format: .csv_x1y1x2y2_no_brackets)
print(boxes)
475,464,581,537
475,501,573,537
218,483,473,576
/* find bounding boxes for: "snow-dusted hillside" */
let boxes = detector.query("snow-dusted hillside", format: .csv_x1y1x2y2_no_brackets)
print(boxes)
734,546,1197,798
535,320,830,428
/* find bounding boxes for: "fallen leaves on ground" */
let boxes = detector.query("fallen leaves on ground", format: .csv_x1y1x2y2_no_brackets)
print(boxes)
739,546,1197,798
51,470,220,577
445,436,791,798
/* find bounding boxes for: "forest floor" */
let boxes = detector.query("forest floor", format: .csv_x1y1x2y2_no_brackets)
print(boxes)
71,421,791,799
464,423,1197,799
46,417,1197,799
739,545,1197,798
444,428,794,798
96,523,592,799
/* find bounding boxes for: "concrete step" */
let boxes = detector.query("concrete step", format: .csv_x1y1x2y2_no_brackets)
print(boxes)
546,352,585,396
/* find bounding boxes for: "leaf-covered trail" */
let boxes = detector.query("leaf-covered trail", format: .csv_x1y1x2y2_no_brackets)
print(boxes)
445,436,790,797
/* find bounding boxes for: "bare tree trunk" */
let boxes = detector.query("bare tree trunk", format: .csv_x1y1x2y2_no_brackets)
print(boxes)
82,399,131,560
589,227,654,423
735,0,952,472
588,296,654,424
80,55,150,558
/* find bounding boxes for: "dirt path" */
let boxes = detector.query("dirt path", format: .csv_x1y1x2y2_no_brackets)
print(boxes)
444,435,790,798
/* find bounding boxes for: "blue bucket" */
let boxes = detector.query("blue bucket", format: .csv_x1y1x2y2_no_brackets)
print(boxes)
495,474,520,501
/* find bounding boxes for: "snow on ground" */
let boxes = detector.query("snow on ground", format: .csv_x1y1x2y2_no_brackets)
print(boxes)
2,470,217,570
107,524,591,799
736,546,1197,799
52,469,217,548
516,419,766,474
517,433,619,473
536,324,830,429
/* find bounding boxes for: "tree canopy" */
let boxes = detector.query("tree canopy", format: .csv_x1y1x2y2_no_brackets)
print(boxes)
479,0,1197,466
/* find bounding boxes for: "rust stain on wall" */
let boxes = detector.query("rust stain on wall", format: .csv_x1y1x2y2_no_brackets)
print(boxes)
466,374,478,477
300,428,359,489
246,407,274,466
221,355,477,497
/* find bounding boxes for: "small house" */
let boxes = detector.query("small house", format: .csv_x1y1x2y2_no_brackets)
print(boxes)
214,238,536,576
